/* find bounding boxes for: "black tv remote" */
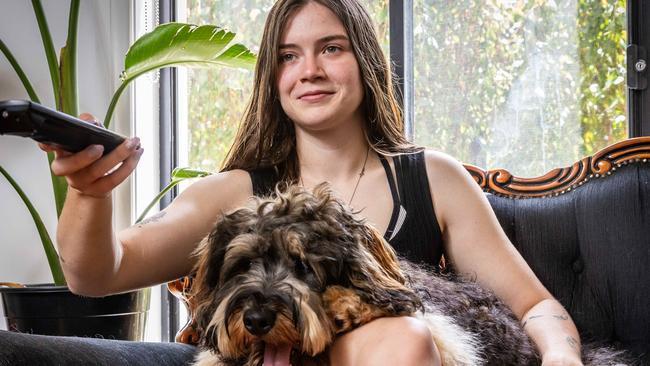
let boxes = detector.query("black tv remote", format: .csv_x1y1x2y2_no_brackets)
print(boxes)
0,100,126,155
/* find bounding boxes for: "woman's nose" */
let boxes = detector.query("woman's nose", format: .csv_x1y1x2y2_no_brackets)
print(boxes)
299,54,325,82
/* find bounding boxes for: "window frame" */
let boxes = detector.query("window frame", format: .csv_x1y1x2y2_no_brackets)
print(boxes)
628,0,650,137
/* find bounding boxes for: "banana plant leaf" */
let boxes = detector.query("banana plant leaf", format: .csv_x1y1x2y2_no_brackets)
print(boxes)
104,23,257,127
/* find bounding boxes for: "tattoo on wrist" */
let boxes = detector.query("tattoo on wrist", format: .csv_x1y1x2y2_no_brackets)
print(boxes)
566,336,579,351
137,211,166,227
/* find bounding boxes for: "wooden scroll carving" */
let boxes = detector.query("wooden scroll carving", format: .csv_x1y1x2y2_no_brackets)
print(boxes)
463,136,650,198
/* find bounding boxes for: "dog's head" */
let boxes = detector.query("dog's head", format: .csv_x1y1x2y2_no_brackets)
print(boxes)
191,183,420,360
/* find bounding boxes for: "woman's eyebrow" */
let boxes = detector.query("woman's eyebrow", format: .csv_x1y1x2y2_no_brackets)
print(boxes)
279,34,350,50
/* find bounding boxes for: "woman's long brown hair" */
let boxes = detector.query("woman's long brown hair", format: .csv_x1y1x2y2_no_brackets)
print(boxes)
221,0,420,182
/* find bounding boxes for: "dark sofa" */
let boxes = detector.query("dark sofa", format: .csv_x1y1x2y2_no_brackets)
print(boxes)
465,136,650,363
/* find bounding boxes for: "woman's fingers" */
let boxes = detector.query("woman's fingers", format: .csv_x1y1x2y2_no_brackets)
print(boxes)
78,113,101,126
38,113,100,155
42,112,143,198
65,137,142,194
50,144,105,176
76,147,145,197
37,142,72,158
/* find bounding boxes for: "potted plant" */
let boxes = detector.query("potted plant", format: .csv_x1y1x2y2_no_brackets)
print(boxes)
0,0,255,340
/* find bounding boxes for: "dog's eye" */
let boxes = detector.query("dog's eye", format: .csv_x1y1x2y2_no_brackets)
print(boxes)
293,258,311,276
224,258,253,278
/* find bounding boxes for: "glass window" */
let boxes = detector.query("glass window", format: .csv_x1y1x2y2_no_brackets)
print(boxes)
412,0,627,176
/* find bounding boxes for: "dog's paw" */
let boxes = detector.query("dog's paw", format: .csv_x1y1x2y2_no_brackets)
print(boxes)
322,286,388,333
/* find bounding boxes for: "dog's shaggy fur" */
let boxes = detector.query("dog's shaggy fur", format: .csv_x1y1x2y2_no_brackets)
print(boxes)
190,184,633,366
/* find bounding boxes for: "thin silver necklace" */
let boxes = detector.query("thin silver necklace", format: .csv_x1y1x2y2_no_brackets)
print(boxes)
300,146,371,206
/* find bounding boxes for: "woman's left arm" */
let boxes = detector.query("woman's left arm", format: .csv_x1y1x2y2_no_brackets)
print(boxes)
423,150,582,365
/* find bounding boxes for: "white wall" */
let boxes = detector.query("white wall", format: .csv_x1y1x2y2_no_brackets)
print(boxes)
0,0,131,329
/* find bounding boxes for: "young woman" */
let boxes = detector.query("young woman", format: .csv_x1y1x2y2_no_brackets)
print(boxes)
1,0,584,365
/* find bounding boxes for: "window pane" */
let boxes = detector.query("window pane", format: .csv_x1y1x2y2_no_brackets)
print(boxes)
413,0,627,176
181,1,389,174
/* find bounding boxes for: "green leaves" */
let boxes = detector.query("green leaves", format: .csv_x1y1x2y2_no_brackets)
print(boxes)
122,22,256,79
0,166,65,285
104,22,257,128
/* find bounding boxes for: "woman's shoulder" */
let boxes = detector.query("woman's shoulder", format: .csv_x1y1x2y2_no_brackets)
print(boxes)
173,168,254,211
418,148,467,175
420,148,477,192
189,168,252,190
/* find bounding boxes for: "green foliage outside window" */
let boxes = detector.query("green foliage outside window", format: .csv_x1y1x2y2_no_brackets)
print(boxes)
413,0,626,176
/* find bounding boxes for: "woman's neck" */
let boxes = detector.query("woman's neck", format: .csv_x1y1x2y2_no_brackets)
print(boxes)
295,125,371,185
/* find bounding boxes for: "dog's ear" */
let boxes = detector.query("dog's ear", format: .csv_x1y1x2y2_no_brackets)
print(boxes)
190,206,259,348
191,206,258,302
362,225,407,284
341,226,422,316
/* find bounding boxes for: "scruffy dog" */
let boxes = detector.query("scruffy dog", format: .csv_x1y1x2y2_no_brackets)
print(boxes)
190,184,631,366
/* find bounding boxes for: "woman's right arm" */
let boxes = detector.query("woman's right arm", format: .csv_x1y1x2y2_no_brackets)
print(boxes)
50,116,252,296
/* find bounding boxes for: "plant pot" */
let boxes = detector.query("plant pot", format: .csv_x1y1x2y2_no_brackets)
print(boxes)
0,284,150,341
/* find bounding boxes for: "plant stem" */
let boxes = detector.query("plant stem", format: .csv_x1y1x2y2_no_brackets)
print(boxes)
135,180,179,224
31,0,61,109
60,0,80,117
104,81,130,129
135,168,211,224
0,38,41,103
0,166,66,286
47,152,68,218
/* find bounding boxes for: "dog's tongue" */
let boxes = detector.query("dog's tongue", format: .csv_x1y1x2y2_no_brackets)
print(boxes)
263,343,292,366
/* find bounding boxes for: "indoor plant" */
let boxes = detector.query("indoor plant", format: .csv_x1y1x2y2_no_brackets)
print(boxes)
0,0,255,339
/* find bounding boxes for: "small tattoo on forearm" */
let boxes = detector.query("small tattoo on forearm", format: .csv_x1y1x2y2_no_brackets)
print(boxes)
566,336,579,350
137,211,166,227
523,313,569,328
522,315,544,328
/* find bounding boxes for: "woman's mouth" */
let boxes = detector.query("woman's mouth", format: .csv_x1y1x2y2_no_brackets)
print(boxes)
298,91,334,102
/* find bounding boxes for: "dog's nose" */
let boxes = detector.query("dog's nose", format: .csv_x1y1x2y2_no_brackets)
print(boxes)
243,308,277,336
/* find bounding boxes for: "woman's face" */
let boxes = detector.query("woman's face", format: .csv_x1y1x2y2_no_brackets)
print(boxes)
276,1,365,132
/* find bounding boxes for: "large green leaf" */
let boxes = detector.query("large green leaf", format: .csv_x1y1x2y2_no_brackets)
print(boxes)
104,22,256,128
122,22,256,81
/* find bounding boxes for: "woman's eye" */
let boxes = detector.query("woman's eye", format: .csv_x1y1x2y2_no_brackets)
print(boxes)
280,54,295,63
324,46,340,54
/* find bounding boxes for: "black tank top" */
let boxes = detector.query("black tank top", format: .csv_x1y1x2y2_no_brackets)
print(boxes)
248,151,444,267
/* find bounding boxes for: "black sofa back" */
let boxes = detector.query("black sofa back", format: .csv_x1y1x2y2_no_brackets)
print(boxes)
466,138,650,363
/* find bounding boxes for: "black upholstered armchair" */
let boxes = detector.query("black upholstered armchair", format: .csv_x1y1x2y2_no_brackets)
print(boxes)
466,136,650,362
170,137,650,363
